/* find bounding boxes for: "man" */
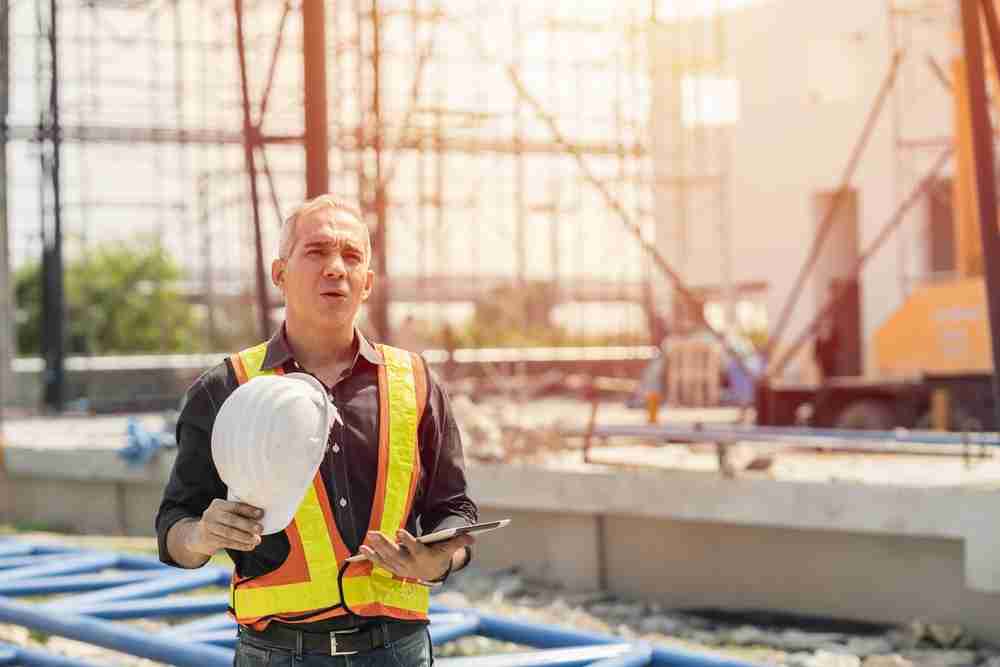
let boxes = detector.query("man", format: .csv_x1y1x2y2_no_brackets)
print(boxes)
156,194,478,666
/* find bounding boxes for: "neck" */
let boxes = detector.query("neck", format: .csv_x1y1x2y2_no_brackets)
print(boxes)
284,318,356,370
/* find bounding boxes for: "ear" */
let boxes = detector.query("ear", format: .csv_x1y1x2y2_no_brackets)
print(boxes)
359,269,374,303
271,258,286,290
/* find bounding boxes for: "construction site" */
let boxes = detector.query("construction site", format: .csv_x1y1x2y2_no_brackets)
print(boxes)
3,0,1000,665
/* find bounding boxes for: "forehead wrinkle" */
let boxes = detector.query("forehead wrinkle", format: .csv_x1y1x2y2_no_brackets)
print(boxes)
300,231,365,253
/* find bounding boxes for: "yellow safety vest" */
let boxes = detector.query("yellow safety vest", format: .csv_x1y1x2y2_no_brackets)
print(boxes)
227,341,430,628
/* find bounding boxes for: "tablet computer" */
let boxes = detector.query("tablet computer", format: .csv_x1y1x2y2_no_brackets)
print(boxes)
344,519,510,563
417,519,510,545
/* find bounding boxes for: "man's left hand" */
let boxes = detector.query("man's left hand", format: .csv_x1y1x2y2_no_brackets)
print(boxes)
360,529,473,582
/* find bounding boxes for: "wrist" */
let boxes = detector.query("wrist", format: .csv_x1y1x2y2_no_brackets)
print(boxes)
182,519,211,556
427,555,454,583
168,518,211,568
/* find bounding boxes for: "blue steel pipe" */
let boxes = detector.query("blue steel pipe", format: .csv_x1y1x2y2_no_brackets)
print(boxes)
0,643,102,667
184,630,239,648
0,543,34,559
17,544,184,573
16,544,74,556
69,594,229,619
0,572,160,597
112,552,211,572
0,555,65,571
0,597,233,667
589,644,653,667
0,555,119,584
429,615,481,645
431,606,758,667
437,644,642,667
158,613,236,637
45,569,224,611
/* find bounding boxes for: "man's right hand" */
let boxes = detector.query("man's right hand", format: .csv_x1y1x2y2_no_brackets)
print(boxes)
186,499,264,555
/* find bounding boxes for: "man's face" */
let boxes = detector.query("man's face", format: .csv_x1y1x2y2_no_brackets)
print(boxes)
272,207,373,333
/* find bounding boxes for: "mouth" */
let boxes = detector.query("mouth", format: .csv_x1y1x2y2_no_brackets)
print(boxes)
320,291,348,300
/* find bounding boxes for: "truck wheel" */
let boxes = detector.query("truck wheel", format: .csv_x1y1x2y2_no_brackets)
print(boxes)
834,400,896,430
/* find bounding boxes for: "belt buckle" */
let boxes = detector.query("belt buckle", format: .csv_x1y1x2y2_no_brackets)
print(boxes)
330,629,360,656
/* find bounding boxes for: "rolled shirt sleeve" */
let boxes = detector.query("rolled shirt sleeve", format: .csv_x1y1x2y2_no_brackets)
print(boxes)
415,362,479,536
155,363,231,567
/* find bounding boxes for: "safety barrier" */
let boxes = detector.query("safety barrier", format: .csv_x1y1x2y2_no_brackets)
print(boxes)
0,538,756,667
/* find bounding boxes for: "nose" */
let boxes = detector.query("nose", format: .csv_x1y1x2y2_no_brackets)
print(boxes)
323,253,346,278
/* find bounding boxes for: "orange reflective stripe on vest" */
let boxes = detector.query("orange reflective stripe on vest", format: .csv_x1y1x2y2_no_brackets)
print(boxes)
227,342,429,626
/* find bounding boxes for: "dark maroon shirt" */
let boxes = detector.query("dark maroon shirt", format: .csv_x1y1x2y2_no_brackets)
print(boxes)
155,324,477,589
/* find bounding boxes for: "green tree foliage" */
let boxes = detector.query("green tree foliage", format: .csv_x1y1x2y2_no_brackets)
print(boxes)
14,241,203,355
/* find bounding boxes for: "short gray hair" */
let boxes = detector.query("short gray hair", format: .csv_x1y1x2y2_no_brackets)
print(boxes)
278,194,370,260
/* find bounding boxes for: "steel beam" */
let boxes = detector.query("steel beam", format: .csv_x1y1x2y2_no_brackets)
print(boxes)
303,0,330,197
962,0,1000,429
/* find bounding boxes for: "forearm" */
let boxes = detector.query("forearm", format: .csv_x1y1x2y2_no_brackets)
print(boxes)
165,517,211,569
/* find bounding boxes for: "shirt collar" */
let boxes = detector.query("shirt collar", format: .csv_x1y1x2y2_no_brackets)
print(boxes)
261,322,384,371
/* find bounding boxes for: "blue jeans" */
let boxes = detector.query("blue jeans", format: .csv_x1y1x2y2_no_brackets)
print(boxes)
233,627,433,667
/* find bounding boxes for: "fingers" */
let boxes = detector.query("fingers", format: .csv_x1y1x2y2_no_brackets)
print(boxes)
229,502,265,520
215,511,263,541
208,522,259,551
354,530,472,581
361,531,417,575
201,499,264,552
396,529,421,553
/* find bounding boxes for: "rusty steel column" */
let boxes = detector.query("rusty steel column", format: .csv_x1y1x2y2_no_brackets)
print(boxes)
303,0,329,198
959,0,1000,429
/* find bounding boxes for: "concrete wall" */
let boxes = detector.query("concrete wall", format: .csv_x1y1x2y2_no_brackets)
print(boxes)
4,446,1000,641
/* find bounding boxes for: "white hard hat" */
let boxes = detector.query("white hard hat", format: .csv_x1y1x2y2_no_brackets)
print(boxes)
211,372,339,535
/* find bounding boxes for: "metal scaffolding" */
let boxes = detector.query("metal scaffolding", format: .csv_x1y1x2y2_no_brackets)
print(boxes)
2,0,736,409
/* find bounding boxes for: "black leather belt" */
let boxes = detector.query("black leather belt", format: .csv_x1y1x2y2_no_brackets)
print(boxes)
240,621,424,656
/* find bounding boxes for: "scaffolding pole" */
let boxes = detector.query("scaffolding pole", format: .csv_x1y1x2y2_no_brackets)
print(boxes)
40,0,65,412
0,0,10,418
959,0,1000,431
303,0,329,198
370,0,391,343
234,0,271,341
